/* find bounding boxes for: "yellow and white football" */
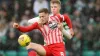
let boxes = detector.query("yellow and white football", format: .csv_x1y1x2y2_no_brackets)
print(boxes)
18,34,31,47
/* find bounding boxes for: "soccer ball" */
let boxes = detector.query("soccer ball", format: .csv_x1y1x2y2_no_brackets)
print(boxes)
18,34,31,47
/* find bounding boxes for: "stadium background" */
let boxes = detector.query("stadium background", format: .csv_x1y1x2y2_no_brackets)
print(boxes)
0,0,100,56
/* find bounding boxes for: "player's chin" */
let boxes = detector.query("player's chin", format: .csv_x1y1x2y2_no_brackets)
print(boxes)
52,12,56,15
43,21,47,24
52,11,57,14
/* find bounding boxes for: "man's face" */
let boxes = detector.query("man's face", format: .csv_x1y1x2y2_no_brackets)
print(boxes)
39,12,49,24
50,3,61,15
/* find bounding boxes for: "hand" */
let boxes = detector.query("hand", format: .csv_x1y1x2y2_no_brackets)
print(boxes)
58,22,63,31
38,19,44,26
13,23,19,28
70,28,74,36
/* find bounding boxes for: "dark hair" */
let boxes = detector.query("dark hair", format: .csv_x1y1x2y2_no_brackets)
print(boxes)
50,0,61,5
39,8,49,14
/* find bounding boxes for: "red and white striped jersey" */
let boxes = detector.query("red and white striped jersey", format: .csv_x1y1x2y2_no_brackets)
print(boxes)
18,14,72,45
39,15,63,45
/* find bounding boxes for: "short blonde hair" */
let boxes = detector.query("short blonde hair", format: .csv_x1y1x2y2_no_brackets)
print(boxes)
50,0,61,5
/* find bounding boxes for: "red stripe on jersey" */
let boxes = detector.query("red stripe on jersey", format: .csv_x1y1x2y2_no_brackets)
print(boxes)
47,26,51,45
57,29,60,43
43,26,50,45
49,30,52,44
50,16,54,21
54,29,57,42
49,31,52,44
53,29,56,43
56,14,63,22
41,28,46,37
58,29,62,42
54,16,60,22
51,30,54,44
40,28,47,43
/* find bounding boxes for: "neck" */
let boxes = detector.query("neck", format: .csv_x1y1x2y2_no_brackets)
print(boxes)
53,13,60,16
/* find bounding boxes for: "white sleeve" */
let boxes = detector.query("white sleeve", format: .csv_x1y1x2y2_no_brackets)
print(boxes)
62,28,72,39
28,17,39,24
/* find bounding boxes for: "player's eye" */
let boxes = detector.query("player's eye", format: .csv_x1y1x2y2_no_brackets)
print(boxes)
40,16,44,18
54,6,57,8
51,6,53,8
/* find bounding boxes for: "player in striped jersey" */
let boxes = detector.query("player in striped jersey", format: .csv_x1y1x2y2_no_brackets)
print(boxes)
28,0,74,39
13,8,66,56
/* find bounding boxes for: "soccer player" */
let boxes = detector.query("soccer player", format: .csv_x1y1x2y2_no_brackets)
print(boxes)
13,8,66,56
28,0,74,39
50,0,74,38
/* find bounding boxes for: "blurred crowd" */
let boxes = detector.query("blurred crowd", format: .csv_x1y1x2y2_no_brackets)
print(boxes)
0,0,100,56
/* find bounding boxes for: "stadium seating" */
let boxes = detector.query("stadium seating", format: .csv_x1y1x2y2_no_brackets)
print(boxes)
83,41,88,51
1,36,7,44
17,46,28,56
19,47,27,51
0,50,5,56
82,51,95,56
17,51,28,56
1,50,100,56
5,51,17,56
95,51,100,56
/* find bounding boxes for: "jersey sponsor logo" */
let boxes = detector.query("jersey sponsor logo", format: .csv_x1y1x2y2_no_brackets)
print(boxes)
48,21,58,29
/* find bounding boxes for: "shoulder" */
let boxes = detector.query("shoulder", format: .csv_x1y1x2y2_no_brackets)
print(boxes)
28,17,39,24
63,14,70,18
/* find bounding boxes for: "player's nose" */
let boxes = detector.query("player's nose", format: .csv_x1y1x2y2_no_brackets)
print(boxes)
53,8,55,10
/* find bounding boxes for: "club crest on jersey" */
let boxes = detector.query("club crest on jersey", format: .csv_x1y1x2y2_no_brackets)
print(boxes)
48,21,58,29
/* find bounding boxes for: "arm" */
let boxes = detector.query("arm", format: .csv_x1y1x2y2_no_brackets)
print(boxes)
63,14,74,36
55,14,73,28
57,21,72,39
56,14,74,36
62,28,72,39
13,22,39,32
28,17,39,24
63,14,72,29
